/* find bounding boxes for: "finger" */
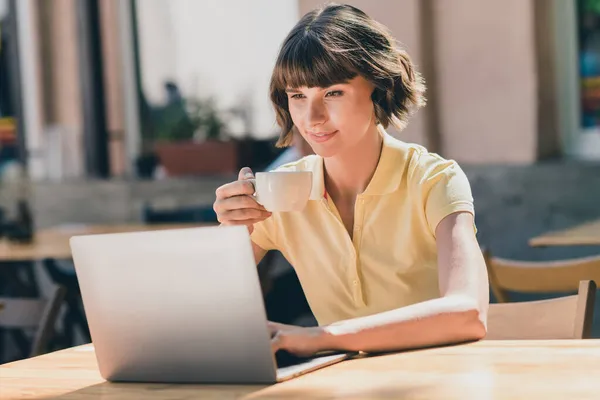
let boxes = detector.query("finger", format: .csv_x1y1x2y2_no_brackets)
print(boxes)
219,208,271,222
219,218,269,226
214,195,267,214
271,334,282,354
238,167,255,181
267,321,289,332
215,180,256,199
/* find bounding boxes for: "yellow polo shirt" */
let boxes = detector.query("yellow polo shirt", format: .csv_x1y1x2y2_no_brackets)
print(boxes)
251,132,475,326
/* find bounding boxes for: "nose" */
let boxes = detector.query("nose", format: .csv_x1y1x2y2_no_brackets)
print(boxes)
306,98,327,129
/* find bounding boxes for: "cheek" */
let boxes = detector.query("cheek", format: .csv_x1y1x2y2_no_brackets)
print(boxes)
329,100,373,131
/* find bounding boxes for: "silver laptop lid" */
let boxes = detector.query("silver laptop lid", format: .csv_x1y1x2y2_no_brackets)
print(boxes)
70,225,277,383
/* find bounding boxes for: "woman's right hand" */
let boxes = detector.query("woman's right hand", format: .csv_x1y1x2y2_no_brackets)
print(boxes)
213,167,272,234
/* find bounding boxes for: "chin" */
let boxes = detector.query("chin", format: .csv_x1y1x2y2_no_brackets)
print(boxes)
310,144,340,159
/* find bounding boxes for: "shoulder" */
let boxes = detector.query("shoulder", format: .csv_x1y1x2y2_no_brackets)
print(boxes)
396,141,466,186
379,134,462,184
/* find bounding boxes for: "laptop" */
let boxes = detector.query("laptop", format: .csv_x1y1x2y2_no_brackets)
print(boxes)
70,225,355,383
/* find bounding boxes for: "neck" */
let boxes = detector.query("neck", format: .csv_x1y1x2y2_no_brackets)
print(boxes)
323,125,383,199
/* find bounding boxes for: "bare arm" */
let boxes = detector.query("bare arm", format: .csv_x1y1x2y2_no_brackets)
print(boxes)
316,211,488,353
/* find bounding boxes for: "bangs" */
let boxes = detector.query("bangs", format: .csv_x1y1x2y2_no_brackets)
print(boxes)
272,33,358,91
269,4,426,148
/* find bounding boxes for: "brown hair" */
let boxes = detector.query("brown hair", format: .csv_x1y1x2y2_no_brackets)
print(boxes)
270,3,426,147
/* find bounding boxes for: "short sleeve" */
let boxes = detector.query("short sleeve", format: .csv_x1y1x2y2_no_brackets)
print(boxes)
416,156,475,236
250,217,278,251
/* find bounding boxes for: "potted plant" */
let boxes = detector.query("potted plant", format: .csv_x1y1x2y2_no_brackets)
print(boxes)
148,95,240,177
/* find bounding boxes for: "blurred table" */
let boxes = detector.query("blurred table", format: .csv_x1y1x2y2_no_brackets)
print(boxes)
529,218,600,247
0,223,213,262
2,340,600,399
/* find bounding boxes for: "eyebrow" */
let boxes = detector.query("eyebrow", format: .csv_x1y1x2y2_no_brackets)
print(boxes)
285,88,302,94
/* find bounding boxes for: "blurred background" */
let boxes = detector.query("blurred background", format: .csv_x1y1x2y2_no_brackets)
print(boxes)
0,0,599,363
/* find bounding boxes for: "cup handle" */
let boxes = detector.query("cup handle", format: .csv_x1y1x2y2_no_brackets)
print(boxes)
250,179,263,206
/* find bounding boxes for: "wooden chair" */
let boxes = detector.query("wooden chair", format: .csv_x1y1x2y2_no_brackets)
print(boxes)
484,251,600,302
43,259,90,348
483,250,599,339
0,284,66,358
486,280,596,339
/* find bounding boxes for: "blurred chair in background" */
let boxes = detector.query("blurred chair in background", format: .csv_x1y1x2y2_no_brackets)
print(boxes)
484,250,600,303
42,260,89,349
484,250,600,339
486,280,596,339
0,284,66,362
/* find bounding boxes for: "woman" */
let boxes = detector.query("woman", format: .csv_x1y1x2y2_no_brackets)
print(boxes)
214,3,489,356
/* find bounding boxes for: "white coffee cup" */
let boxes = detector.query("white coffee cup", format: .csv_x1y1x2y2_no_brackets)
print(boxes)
254,171,313,212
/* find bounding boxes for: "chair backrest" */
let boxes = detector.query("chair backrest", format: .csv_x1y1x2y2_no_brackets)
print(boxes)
486,280,596,339
483,250,600,303
0,284,66,357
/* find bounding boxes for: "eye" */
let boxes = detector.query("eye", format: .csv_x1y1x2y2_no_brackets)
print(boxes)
325,90,343,97
290,93,305,99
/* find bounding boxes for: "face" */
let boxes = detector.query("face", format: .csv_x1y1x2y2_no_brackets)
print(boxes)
285,76,378,158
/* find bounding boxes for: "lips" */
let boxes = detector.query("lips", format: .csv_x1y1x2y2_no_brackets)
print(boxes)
307,130,338,143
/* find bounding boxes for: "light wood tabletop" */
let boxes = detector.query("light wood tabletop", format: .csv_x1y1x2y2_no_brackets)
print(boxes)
529,218,600,247
0,223,213,262
2,340,600,399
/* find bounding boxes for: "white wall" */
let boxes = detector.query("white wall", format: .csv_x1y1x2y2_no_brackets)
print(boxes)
136,0,177,103
136,0,299,139
434,0,538,163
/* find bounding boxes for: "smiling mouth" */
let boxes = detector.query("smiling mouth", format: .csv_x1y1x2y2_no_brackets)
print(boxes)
308,131,337,137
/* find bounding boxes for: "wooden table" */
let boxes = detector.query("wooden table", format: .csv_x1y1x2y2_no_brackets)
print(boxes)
0,223,211,262
2,340,600,399
529,218,600,247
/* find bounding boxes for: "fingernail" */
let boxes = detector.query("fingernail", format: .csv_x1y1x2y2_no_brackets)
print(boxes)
245,173,254,178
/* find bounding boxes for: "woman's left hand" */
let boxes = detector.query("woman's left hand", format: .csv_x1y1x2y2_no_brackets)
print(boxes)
268,321,331,357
